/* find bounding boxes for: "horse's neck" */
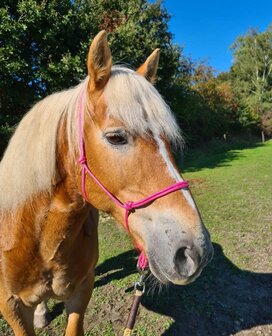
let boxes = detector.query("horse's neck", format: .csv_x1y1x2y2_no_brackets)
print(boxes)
1,170,88,248
1,118,89,255
38,184,90,262
35,116,90,260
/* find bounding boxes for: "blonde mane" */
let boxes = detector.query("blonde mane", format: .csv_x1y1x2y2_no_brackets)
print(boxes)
105,67,181,143
0,82,84,210
0,66,181,210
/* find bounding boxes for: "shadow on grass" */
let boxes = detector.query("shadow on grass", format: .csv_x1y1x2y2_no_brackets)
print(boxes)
50,302,65,321
95,250,138,288
181,139,263,172
95,243,272,336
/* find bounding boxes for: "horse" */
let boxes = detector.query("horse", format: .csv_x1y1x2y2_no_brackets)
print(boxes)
0,31,213,335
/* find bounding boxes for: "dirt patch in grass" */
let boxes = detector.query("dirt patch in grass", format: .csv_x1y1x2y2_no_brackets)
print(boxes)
187,178,208,188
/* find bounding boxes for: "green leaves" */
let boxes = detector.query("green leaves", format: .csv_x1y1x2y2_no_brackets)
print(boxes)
3,0,268,143
230,27,272,134
0,0,183,128
0,0,95,119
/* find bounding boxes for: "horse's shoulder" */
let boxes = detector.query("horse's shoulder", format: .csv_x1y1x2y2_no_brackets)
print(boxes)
0,210,18,252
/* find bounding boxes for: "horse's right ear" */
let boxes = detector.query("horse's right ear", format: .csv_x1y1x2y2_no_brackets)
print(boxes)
87,30,112,93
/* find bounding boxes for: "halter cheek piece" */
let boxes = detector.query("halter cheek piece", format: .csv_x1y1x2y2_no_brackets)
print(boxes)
78,89,189,270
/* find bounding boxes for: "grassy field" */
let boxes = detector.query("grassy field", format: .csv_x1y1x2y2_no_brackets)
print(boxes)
0,140,271,335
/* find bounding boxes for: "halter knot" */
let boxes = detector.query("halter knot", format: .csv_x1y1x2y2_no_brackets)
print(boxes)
124,201,135,212
137,251,148,270
78,156,87,165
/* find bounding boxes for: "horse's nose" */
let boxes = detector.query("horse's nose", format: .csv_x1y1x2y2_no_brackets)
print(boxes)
174,243,201,278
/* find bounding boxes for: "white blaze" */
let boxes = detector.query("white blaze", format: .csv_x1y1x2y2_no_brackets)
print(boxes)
155,136,196,210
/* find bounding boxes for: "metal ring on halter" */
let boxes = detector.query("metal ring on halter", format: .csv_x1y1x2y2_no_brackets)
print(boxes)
134,281,145,294
134,268,149,294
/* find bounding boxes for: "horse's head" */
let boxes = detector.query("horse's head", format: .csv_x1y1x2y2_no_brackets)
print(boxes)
79,31,213,285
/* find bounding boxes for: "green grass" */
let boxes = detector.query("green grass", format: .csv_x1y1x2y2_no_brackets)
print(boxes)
183,140,272,269
85,140,272,335
1,140,271,335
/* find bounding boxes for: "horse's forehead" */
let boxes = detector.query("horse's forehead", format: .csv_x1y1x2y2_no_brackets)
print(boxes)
91,93,163,150
92,92,131,129
90,71,181,146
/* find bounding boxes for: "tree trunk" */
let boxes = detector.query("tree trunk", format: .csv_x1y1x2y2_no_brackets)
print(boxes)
261,130,265,143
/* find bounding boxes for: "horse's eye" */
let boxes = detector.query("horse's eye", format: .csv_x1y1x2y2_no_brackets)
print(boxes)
105,133,128,145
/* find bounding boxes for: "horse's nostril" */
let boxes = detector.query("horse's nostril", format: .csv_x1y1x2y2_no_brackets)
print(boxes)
174,245,200,278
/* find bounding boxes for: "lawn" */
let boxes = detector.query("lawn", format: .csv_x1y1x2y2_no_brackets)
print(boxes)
0,140,271,336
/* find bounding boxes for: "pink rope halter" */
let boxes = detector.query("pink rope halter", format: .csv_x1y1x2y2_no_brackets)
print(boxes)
77,88,189,270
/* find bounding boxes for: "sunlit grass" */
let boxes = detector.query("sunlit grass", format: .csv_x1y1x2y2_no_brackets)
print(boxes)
183,141,272,270
1,140,271,335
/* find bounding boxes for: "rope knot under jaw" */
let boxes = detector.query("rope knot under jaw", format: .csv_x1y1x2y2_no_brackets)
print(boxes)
78,156,87,165
124,201,135,212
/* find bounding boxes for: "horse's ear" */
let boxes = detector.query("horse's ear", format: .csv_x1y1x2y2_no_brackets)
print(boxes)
136,48,160,84
87,30,112,92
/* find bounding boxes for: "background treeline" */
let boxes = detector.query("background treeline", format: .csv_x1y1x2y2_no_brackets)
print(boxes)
1,0,271,151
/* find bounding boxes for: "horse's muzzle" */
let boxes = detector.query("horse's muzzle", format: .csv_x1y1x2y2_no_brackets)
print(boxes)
147,236,213,285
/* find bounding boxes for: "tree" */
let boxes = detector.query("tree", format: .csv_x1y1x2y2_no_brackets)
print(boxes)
0,0,185,126
0,0,91,122
174,60,240,142
230,26,272,137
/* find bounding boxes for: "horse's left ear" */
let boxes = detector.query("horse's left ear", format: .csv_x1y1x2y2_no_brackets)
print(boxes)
136,48,160,84
87,30,112,93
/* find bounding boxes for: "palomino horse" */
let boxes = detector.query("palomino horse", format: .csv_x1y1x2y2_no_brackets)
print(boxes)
0,31,213,335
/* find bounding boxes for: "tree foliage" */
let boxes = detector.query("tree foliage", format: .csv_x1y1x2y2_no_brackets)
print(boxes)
1,1,271,145
230,26,272,134
0,0,182,123
173,61,239,141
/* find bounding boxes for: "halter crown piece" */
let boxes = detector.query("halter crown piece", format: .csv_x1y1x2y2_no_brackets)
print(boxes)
77,87,189,270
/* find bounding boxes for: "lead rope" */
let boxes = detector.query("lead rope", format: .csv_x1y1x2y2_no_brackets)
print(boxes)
123,266,149,336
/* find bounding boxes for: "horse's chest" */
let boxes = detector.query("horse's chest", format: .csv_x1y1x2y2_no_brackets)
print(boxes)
18,266,82,306
6,213,98,306
19,239,96,306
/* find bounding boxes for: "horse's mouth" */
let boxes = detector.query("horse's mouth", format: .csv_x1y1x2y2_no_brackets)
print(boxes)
148,255,208,286
148,261,170,284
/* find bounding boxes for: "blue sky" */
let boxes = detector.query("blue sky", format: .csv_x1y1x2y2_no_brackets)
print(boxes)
162,0,272,73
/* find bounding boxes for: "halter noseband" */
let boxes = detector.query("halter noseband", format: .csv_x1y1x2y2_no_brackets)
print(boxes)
77,88,189,269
